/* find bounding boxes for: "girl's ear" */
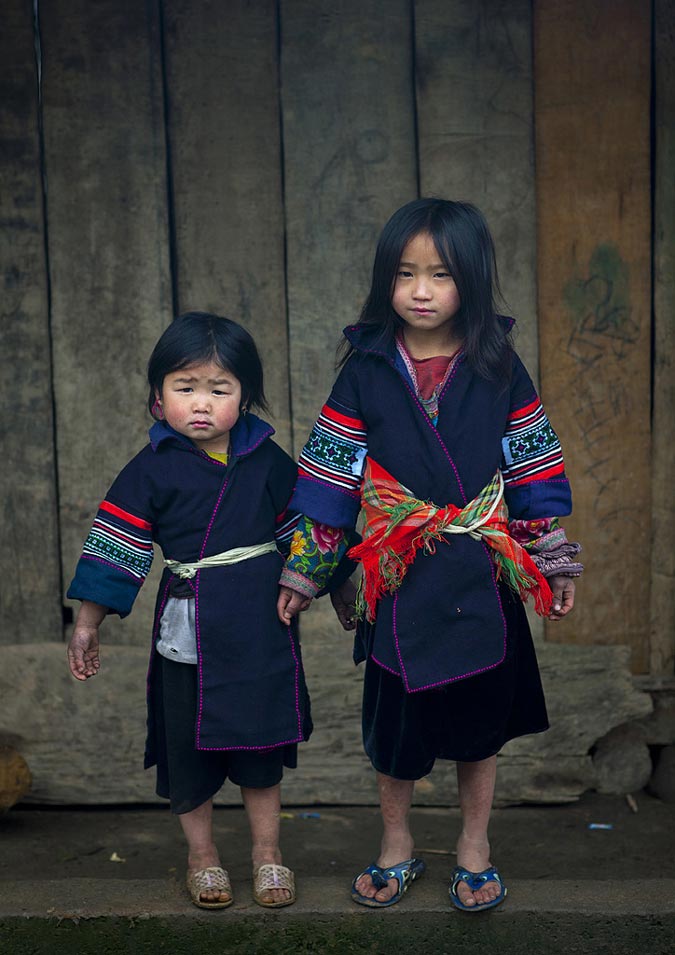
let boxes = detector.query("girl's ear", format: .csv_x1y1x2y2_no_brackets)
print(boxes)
152,388,164,420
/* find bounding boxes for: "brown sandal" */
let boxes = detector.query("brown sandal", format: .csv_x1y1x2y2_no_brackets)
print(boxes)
253,863,296,908
187,865,233,909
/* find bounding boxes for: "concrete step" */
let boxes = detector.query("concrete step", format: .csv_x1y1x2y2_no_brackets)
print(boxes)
2,878,674,955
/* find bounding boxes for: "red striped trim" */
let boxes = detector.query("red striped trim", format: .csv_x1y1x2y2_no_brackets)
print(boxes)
507,397,540,421
100,500,152,530
321,404,365,431
506,462,565,485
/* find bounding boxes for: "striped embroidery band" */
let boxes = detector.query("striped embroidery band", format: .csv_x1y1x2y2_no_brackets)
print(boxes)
81,501,154,581
298,402,367,495
501,397,565,486
275,509,301,546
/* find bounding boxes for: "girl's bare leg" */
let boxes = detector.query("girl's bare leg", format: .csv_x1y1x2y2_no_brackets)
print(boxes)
353,773,416,902
241,784,290,904
179,797,231,904
455,755,500,906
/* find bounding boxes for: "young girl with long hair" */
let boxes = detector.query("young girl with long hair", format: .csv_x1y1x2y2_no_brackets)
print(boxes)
67,312,311,910
278,199,582,912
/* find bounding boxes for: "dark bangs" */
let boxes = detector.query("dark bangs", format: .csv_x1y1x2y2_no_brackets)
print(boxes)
340,198,512,382
147,311,268,418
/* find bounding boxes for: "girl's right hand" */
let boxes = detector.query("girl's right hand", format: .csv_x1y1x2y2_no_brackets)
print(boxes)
67,601,108,680
67,626,101,680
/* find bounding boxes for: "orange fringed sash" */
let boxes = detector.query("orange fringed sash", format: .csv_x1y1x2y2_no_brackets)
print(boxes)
348,458,553,623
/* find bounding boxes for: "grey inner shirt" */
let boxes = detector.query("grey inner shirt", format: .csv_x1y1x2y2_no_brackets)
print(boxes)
155,597,198,665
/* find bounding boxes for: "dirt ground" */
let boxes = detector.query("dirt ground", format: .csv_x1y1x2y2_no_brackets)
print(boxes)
2,790,673,887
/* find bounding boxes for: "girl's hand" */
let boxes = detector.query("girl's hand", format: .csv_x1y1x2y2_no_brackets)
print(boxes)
547,574,576,621
67,626,101,680
277,586,312,625
67,600,108,680
330,578,358,631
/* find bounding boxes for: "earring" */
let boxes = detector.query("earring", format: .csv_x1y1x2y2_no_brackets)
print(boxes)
240,406,248,416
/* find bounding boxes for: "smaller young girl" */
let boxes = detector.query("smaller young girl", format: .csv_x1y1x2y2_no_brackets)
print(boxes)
279,199,582,912
67,312,309,910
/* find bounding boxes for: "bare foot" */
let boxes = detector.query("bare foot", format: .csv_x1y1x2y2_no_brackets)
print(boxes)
454,833,501,907
353,837,415,904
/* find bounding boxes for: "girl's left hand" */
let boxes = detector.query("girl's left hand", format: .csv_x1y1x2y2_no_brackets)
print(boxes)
277,586,312,625
547,574,576,621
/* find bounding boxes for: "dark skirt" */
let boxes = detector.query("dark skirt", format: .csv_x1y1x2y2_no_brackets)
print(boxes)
152,655,301,814
361,581,549,779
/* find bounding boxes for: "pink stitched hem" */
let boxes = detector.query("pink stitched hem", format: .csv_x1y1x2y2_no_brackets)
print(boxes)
279,568,320,598
79,554,144,584
371,653,400,677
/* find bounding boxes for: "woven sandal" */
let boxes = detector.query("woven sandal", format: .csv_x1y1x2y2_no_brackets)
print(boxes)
253,863,296,908
186,865,233,909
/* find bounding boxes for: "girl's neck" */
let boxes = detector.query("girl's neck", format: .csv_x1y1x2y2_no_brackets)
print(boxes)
400,326,463,360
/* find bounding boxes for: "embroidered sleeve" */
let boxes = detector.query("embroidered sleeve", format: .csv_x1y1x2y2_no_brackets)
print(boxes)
502,357,573,519
291,362,368,528
67,499,154,617
279,516,350,598
509,517,584,578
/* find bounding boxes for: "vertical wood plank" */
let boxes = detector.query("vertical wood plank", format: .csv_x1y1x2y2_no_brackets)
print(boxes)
0,0,62,642
535,1,652,670
281,0,418,447
41,0,172,645
162,0,291,449
651,0,675,675
279,0,418,802
415,0,538,378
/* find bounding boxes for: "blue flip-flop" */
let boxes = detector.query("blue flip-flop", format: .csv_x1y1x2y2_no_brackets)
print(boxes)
449,865,507,912
351,857,426,907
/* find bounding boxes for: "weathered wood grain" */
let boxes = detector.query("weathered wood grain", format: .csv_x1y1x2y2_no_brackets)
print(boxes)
40,0,173,645
162,0,291,449
535,0,652,669
0,0,62,643
415,0,538,378
280,0,418,449
1,640,649,806
650,0,675,675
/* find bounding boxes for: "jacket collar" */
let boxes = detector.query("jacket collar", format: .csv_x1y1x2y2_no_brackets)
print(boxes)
149,413,274,459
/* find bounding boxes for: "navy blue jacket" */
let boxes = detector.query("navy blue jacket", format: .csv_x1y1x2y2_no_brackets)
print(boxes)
291,322,572,692
68,415,311,758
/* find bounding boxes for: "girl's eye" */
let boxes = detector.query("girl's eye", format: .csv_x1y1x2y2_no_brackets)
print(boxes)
213,390,229,396
435,271,451,279
397,270,413,278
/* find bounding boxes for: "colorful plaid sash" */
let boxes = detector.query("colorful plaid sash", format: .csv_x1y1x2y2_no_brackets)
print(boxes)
348,457,553,622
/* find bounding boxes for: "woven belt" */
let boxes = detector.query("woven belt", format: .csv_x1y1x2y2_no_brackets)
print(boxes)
164,541,277,579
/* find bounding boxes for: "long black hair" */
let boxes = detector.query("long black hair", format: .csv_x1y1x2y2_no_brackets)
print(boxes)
147,311,268,418
339,198,512,381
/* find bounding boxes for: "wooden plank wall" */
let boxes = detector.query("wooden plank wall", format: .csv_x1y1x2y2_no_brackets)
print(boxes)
39,0,173,645
0,0,669,807
651,0,675,676
416,0,538,377
0,0,62,643
535,0,652,671
162,0,291,450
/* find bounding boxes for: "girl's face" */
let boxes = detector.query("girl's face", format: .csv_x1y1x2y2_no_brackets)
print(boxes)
391,231,461,347
157,360,242,454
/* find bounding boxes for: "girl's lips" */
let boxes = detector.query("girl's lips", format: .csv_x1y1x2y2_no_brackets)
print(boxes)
413,308,433,314
190,421,211,429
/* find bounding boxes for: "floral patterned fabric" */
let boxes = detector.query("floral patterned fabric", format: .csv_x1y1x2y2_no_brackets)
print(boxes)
279,515,349,598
